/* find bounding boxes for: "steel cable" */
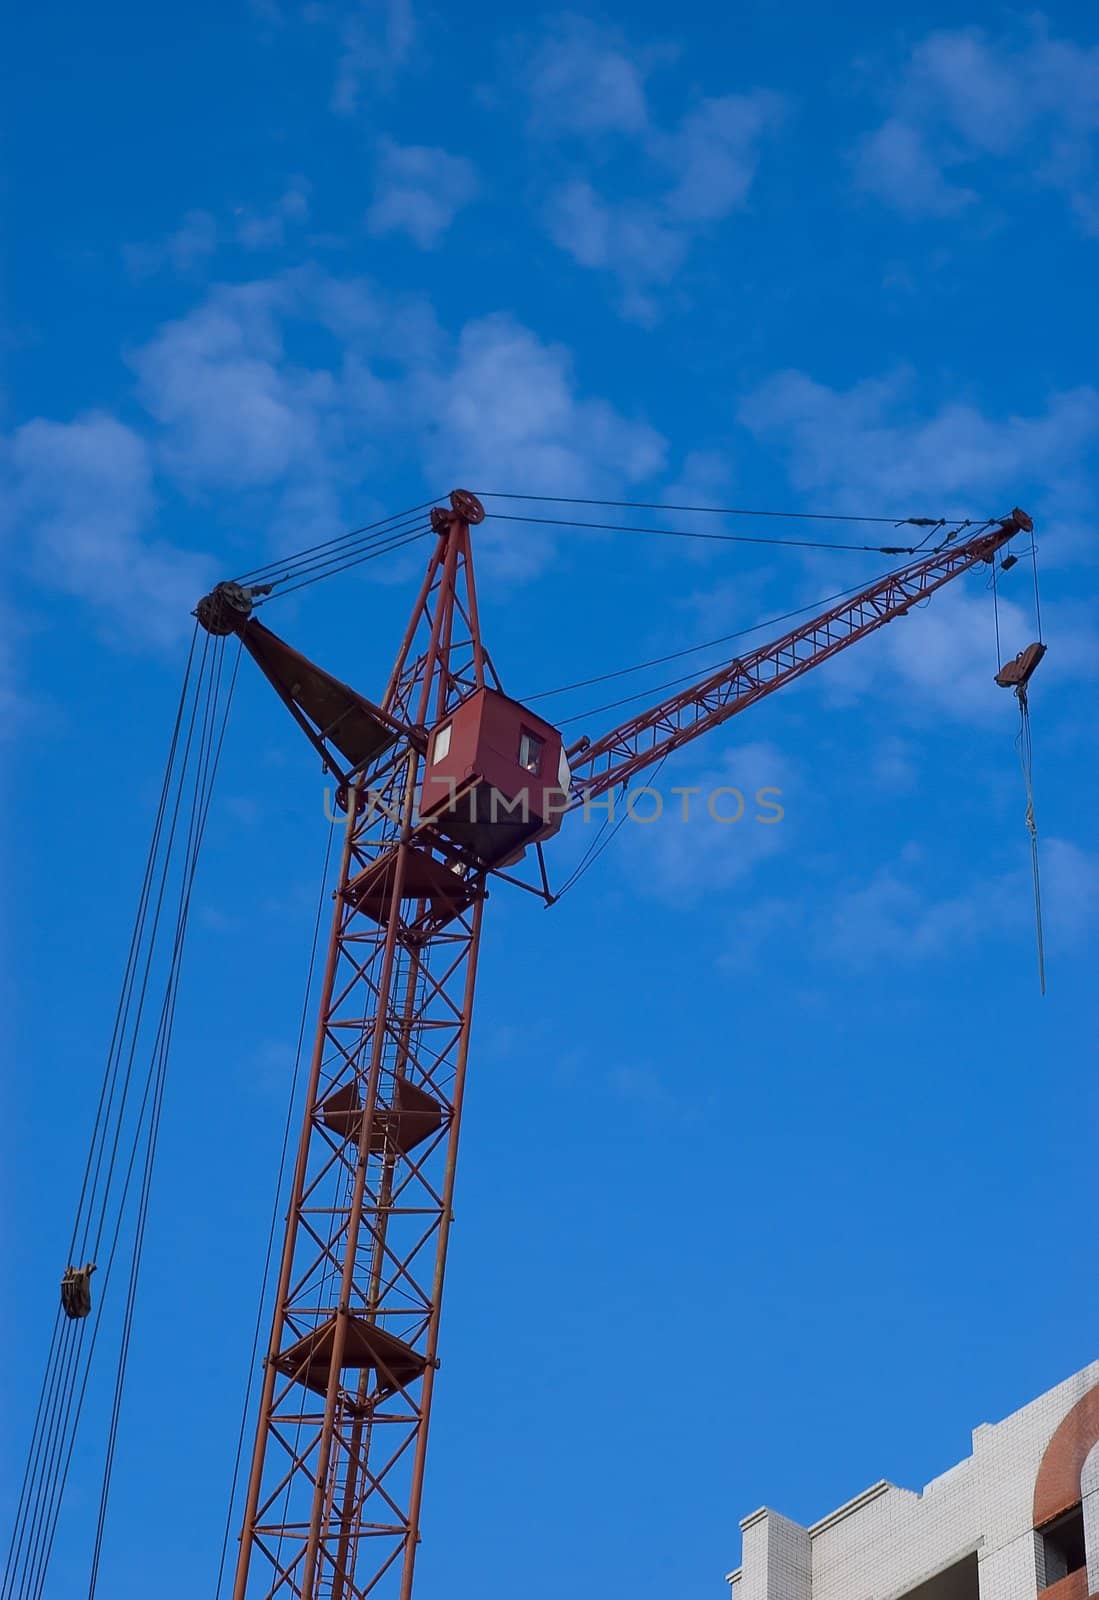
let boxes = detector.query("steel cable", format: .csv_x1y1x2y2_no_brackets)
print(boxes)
86,640,242,1597
232,500,441,587
3,633,239,1600
2,634,211,1600
260,524,433,601
478,490,972,526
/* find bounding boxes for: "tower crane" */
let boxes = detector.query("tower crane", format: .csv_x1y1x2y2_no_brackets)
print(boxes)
188,492,1036,1600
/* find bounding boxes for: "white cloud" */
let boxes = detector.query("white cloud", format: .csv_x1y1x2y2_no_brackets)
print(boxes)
129,271,664,499
521,14,651,139
818,835,1097,968
738,369,1099,716
124,180,312,279
738,368,1099,513
235,177,311,250
618,740,794,904
660,92,786,224
8,264,666,646
1041,838,1099,947
130,279,336,492
853,20,1099,228
542,92,785,318
365,140,478,249
525,16,786,318
123,209,219,279
120,268,664,575
544,182,686,323
854,118,974,220
3,414,214,646
416,312,666,573
331,0,415,115
725,835,1098,976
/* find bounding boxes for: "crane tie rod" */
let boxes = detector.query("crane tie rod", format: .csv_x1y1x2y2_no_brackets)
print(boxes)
213,492,999,612
480,509,987,556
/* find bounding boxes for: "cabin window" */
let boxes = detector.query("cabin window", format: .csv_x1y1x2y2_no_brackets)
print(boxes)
432,723,452,764
518,730,543,774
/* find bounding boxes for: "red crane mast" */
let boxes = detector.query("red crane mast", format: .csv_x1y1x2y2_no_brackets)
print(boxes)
194,493,1033,1600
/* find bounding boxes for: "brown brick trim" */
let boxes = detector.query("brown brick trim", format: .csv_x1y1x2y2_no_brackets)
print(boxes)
1038,1569,1089,1600
1034,1384,1099,1528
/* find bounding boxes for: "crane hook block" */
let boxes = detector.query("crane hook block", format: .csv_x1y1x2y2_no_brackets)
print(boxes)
995,641,1046,690
60,1261,96,1320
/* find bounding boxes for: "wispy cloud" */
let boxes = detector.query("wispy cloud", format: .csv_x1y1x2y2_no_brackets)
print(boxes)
738,368,1099,520
123,180,312,280
129,270,664,496
331,0,415,115
2,414,214,646
617,741,794,905
520,14,653,138
366,140,478,248
738,367,1099,716
130,278,334,495
235,177,312,250
723,837,1098,975
123,209,219,280
519,16,786,321
820,836,1097,967
412,311,666,572
852,19,1099,229
4,260,668,648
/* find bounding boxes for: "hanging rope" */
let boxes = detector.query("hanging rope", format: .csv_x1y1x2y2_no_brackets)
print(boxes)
2,628,241,1600
990,533,1047,998
1017,690,1046,997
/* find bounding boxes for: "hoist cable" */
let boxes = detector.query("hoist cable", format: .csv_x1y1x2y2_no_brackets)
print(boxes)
247,512,434,594
67,622,202,1266
214,821,336,1598
86,639,242,1597
1,1316,77,1600
1017,696,1046,996
258,524,433,601
2,634,211,1600
1030,538,1044,642
991,558,1003,671
32,645,232,1600
88,630,215,1262
0,1310,67,1597
4,634,238,1600
232,499,441,586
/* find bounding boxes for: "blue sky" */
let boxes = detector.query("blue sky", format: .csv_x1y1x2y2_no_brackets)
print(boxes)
2,2,1097,1596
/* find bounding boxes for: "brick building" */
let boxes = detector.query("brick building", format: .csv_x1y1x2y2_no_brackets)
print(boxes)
728,1362,1099,1600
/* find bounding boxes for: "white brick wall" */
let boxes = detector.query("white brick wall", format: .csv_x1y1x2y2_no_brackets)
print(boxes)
728,1363,1099,1600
